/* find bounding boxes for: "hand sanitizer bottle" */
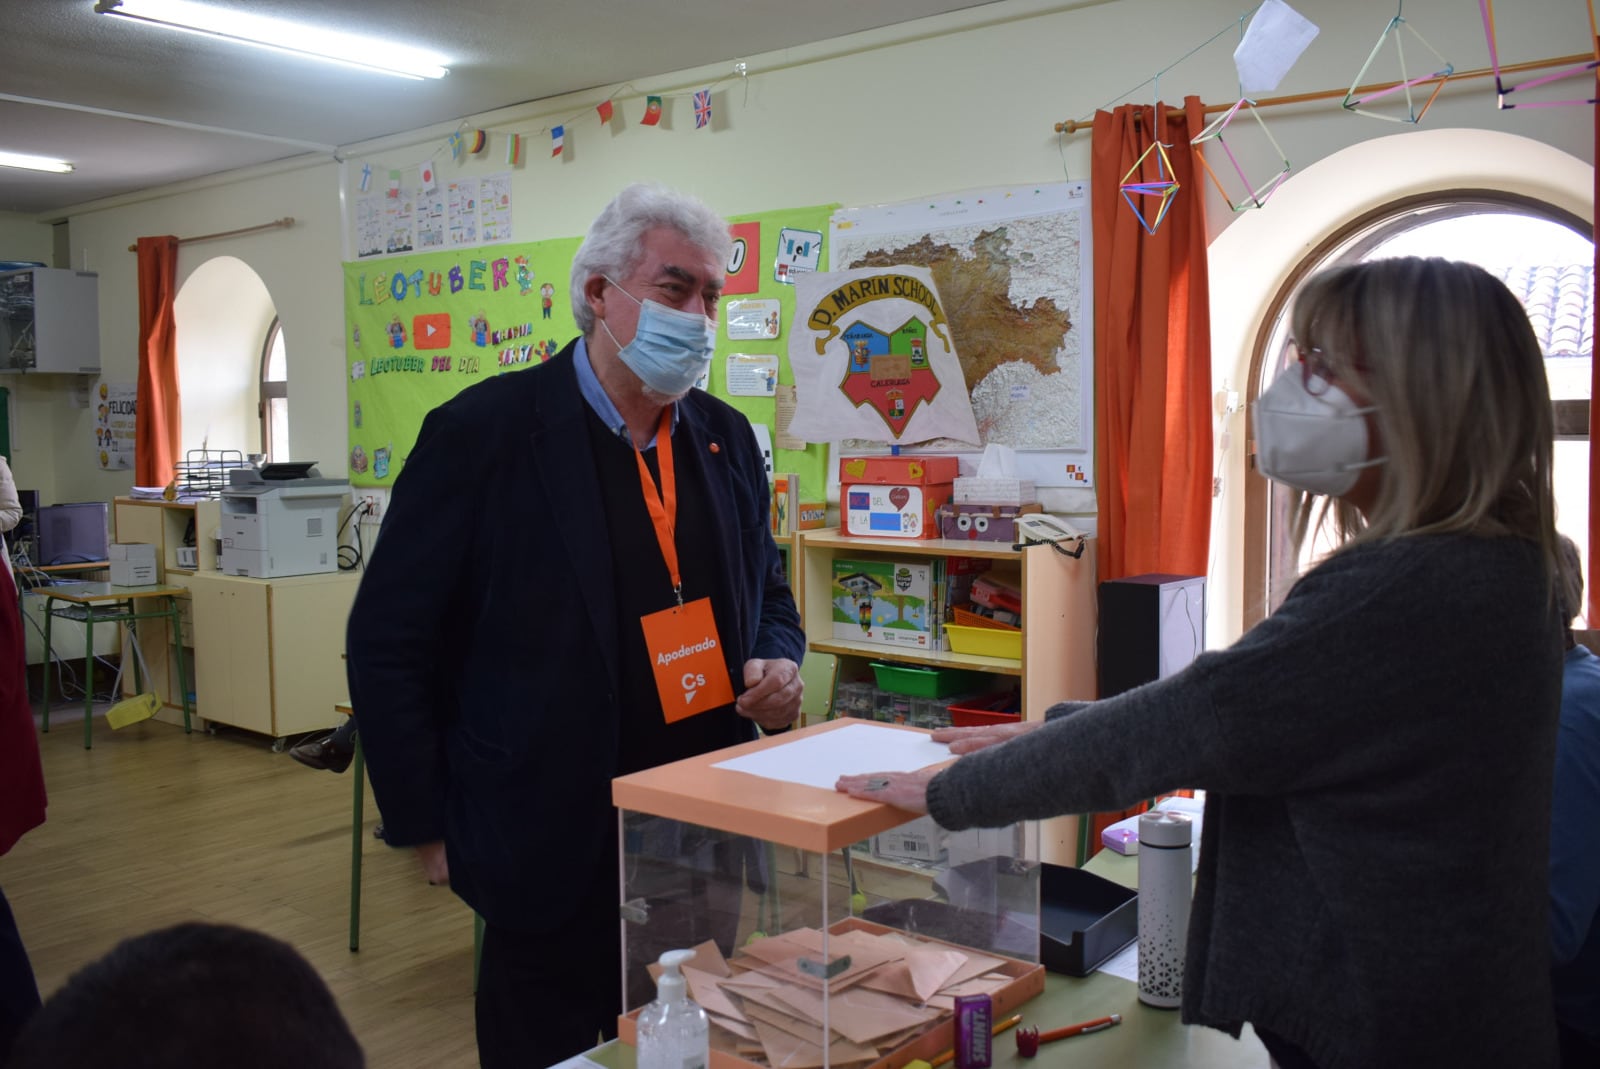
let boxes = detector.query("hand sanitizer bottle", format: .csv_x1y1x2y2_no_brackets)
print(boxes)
637,948,709,1069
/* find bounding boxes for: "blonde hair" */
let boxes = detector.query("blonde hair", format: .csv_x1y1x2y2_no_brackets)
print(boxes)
1284,257,1556,575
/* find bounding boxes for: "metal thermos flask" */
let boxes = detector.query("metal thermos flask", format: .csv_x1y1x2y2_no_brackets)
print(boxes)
1137,810,1193,1009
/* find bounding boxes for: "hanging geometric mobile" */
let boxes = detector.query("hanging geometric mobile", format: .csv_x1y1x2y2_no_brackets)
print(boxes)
1190,98,1291,213
1480,0,1598,109
1120,139,1180,236
1341,8,1454,124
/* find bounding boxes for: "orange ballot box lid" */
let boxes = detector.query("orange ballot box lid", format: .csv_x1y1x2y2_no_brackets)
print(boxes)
611,718,952,854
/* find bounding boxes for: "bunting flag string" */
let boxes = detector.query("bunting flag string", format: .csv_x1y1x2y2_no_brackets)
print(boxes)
348,63,750,197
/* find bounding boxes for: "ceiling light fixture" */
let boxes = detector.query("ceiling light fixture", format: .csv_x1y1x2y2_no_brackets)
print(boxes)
0,151,74,174
93,0,450,80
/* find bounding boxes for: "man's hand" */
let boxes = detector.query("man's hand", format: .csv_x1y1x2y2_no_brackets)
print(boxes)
416,841,450,886
736,658,802,731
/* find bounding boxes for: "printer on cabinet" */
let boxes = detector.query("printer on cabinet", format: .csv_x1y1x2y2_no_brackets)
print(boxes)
219,463,348,578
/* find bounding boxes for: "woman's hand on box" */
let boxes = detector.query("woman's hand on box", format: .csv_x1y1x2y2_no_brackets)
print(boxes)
932,720,1043,754
835,767,937,814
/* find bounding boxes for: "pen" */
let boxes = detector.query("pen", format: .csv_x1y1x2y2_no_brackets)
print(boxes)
1015,1013,1122,1057
924,1013,1024,1068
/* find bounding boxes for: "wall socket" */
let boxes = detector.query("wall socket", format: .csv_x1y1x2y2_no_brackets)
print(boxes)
357,487,389,524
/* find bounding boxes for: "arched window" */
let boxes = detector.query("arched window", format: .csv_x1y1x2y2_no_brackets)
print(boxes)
259,317,289,461
1244,191,1593,624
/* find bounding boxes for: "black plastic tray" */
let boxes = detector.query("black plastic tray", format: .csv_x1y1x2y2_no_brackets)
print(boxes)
1039,863,1138,976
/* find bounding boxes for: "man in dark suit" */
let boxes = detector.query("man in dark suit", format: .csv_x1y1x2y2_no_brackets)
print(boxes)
345,183,804,1067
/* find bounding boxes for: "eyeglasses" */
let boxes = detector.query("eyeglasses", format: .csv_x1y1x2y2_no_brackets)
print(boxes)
1284,338,1339,397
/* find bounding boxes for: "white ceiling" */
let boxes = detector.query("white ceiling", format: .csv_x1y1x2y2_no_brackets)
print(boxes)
0,0,1008,218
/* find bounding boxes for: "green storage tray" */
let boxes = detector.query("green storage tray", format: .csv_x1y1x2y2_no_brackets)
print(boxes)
870,662,990,698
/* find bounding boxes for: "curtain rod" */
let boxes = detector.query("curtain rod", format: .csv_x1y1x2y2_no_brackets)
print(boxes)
126,217,295,252
1052,51,1596,133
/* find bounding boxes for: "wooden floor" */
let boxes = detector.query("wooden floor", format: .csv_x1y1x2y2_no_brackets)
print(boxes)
1,707,481,1068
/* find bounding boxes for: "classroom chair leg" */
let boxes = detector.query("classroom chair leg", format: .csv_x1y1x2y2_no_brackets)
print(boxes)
349,737,364,952
473,912,485,993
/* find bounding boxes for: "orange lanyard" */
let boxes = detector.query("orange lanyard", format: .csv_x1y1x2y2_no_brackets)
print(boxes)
632,408,682,605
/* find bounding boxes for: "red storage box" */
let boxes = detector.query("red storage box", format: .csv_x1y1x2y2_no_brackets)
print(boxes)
839,455,958,540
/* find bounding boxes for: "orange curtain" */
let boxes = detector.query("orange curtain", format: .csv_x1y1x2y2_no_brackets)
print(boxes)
1091,97,1214,582
135,235,182,487
1080,97,1213,860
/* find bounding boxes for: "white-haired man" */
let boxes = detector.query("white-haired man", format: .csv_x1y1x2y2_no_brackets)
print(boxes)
347,183,804,1066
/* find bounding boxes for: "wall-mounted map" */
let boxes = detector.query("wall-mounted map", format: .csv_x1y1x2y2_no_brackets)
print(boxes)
829,182,1093,488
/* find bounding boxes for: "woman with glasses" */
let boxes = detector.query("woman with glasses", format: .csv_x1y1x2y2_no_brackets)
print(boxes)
840,257,1564,1069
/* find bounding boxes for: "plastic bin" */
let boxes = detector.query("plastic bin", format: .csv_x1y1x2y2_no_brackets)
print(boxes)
870,662,989,698
945,623,1023,660
948,692,1022,728
951,606,1020,632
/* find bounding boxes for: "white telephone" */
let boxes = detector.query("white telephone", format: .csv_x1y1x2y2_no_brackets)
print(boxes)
1014,513,1088,556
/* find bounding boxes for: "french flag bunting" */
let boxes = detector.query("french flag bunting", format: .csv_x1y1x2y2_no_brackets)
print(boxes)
551,125,565,156
694,89,712,129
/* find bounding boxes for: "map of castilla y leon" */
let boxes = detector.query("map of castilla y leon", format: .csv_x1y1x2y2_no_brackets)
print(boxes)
827,184,1091,467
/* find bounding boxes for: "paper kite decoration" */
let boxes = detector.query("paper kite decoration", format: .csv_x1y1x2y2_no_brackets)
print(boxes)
1480,0,1598,110
1341,11,1454,124
1120,140,1180,236
1190,98,1291,213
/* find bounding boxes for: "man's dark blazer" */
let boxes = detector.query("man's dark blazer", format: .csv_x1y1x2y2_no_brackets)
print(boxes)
346,339,804,928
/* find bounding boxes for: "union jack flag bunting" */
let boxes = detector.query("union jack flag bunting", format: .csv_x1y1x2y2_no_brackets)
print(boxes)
693,89,712,129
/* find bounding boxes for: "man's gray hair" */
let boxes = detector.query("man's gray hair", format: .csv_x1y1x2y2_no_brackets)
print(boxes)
569,183,732,335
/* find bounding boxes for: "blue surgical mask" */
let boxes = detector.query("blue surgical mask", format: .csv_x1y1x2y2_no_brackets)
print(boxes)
598,277,717,395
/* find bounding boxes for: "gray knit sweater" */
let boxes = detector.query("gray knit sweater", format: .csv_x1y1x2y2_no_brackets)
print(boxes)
927,534,1562,1069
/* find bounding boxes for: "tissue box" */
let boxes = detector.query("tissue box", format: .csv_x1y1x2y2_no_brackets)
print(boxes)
840,455,957,540
108,542,157,586
935,502,1043,543
953,476,1037,506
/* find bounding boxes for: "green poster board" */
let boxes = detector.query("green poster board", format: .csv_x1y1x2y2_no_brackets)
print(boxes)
343,205,834,498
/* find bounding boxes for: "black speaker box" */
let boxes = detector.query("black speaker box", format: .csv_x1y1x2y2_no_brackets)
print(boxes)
1098,573,1205,699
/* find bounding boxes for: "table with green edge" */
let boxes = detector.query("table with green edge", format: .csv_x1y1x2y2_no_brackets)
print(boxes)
34,580,192,750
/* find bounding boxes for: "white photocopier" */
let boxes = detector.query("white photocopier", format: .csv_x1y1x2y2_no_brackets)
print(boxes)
219,463,349,578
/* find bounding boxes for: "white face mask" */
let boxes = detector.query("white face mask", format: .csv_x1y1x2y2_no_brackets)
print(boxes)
598,277,717,396
1253,368,1385,497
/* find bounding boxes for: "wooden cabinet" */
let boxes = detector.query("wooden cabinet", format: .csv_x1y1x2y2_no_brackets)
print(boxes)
114,496,357,742
796,529,1098,864
185,571,359,739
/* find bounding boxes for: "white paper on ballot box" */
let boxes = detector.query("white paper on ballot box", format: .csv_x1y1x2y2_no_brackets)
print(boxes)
787,265,980,448
1233,0,1320,94
712,722,952,790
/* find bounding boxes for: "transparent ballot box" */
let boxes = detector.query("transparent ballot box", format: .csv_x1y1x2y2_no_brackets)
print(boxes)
611,719,1044,1068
